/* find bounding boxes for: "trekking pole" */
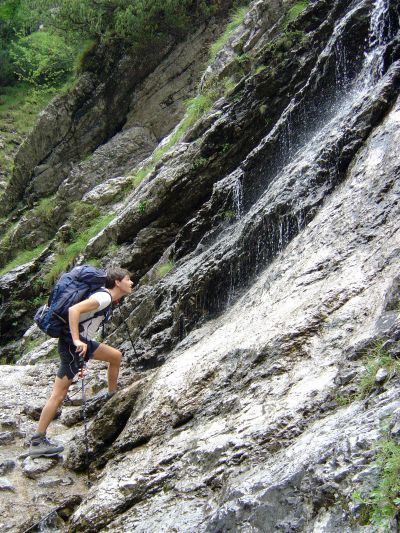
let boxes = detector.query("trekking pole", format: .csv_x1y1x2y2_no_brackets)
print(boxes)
117,301,138,357
79,360,92,488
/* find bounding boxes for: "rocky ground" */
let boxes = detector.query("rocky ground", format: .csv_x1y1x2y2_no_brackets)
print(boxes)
1,0,400,531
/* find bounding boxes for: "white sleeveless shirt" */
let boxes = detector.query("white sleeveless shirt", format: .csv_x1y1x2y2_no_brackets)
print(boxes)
79,290,112,339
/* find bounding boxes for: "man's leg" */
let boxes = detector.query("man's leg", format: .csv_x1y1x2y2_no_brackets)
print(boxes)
29,375,71,457
37,375,73,433
92,344,122,392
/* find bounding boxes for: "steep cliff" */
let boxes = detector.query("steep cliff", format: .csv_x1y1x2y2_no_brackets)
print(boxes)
0,0,400,531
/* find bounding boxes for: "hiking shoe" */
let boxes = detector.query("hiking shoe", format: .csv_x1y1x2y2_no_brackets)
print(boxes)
29,434,64,457
88,390,115,404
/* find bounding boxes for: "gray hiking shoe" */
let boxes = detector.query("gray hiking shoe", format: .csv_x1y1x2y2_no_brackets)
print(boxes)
29,434,64,457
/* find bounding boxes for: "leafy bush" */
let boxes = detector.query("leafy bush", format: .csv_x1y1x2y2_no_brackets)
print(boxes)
0,48,16,85
9,31,75,86
38,0,217,48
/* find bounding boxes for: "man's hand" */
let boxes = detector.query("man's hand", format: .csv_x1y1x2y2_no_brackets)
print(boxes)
74,339,87,357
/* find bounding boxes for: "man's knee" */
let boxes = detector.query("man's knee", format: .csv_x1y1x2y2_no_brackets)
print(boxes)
113,350,122,366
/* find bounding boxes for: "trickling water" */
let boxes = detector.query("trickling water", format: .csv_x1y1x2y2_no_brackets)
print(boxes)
207,0,400,319
273,0,393,171
232,175,244,219
334,41,351,92
361,0,392,84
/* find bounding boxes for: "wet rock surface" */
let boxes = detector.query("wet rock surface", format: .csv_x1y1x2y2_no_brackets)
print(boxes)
0,0,400,531
0,363,102,531
65,91,399,530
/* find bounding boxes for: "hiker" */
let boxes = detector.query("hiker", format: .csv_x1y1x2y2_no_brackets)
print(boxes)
29,267,133,457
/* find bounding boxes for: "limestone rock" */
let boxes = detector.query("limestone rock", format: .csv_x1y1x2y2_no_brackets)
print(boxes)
0,432,15,445
0,477,15,492
16,339,58,366
0,460,16,475
38,476,74,487
22,456,61,479
375,368,389,384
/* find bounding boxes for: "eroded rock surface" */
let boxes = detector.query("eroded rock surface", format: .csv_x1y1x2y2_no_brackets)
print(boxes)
66,91,400,532
0,0,400,531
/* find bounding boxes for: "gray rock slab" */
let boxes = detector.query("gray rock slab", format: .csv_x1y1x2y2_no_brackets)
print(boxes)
22,456,61,479
0,477,15,492
0,460,16,475
0,432,15,445
38,476,74,488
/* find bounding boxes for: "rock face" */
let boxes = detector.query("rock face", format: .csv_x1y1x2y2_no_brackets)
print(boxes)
0,0,400,531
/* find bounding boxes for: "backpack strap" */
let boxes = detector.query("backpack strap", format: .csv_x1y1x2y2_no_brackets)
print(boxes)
80,288,112,325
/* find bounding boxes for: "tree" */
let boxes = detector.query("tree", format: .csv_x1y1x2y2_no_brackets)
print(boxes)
9,30,75,86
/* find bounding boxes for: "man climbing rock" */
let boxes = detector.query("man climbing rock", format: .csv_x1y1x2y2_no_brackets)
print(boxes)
29,267,133,457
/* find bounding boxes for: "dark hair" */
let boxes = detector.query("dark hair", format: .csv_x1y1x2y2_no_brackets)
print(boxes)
105,267,131,288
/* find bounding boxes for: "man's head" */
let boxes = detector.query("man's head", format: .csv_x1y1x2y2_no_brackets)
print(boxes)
105,267,132,289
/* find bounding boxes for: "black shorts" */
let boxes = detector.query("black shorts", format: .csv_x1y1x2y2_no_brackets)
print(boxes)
57,333,100,380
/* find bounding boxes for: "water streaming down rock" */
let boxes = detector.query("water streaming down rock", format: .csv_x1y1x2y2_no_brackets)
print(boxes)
62,1,400,531
116,0,400,364
1,0,400,530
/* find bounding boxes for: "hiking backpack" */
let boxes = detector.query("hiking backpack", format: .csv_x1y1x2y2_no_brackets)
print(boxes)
34,265,112,338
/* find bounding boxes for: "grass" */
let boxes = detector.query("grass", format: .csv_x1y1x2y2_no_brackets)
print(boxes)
0,83,61,181
336,341,400,406
127,93,214,190
0,242,49,276
0,77,77,193
209,5,249,61
281,1,309,29
156,260,175,279
357,342,400,399
44,213,114,285
353,437,400,529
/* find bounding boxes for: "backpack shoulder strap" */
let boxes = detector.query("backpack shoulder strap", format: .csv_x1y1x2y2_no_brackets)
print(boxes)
81,288,112,323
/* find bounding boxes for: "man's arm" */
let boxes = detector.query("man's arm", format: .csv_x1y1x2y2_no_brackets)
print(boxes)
68,298,100,356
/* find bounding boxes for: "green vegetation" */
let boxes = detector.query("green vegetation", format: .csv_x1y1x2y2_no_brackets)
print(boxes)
156,260,175,279
8,0,219,49
224,77,237,96
0,0,81,87
357,342,400,399
9,31,75,87
69,201,101,234
45,213,114,285
336,341,400,405
128,93,213,189
281,1,309,29
0,242,49,275
353,437,400,529
31,196,57,224
224,210,236,221
209,5,249,61
191,156,208,172
138,200,147,213
21,337,44,355
255,65,267,75
0,84,58,179
267,30,308,57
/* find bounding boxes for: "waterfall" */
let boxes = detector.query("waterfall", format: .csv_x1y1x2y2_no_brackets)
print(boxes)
364,0,392,82
183,0,400,321
232,175,243,219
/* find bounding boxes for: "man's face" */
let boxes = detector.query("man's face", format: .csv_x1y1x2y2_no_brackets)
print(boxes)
117,274,134,295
